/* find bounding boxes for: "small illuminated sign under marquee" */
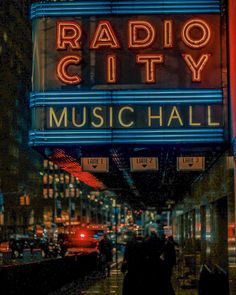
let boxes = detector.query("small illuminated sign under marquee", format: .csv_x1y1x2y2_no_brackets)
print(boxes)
130,157,159,171
81,157,109,172
177,157,205,171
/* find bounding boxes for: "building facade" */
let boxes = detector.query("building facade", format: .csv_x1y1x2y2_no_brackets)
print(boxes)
0,0,43,239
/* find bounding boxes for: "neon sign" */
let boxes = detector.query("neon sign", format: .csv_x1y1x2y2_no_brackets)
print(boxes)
32,15,222,91
55,18,212,85
44,105,221,129
30,6,226,146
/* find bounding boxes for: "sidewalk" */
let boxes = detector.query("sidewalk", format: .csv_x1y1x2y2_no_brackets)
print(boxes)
82,267,198,295
81,268,123,295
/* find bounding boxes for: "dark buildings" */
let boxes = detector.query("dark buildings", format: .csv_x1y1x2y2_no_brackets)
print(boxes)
0,0,43,238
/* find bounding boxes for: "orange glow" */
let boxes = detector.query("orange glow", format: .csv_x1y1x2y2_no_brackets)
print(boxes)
164,20,173,48
20,196,25,206
20,195,30,206
182,19,211,49
0,242,9,252
136,54,164,83
228,223,235,239
182,53,210,82
90,20,121,49
128,20,155,49
25,195,30,205
57,55,82,85
106,55,117,83
56,21,82,50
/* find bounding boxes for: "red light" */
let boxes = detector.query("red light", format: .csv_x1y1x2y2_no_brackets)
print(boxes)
80,233,85,238
49,149,105,189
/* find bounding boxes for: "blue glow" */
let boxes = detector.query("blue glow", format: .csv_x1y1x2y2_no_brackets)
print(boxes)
30,128,223,134
29,139,224,146
31,0,221,19
30,99,221,107
30,89,223,107
29,128,224,146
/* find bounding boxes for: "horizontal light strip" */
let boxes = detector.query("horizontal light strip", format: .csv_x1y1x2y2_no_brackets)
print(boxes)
31,0,220,19
29,129,224,146
31,2,111,18
30,134,223,139
30,89,223,107
29,138,224,145
30,129,223,134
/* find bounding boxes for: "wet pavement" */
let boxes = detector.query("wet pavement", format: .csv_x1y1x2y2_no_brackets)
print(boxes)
82,269,123,295
82,268,198,295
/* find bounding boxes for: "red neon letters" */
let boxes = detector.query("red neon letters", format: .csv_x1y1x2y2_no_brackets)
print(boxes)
128,20,156,48
56,18,212,85
57,55,82,84
136,54,164,83
57,21,82,50
90,20,121,49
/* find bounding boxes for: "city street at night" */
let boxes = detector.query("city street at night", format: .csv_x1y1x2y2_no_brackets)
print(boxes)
1,0,236,294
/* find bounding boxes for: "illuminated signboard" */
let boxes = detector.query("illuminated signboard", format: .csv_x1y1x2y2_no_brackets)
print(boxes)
30,0,226,146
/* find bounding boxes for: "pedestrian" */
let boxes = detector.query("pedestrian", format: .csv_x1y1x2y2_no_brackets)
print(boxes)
41,238,50,258
162,235,177,276
122,232,146,295
145,231,175,295
161,235,177,295
98,233,113,277
9,238,17,259
145,230,163,258
59,238,67,257
160,233,167,248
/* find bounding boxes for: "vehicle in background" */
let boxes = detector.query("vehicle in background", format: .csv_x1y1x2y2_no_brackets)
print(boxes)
61,225,107,254
8,234,42,258
0,241,10,252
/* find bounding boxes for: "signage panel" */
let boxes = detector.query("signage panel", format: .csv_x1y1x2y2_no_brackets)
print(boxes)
32,15,221,91
33,104,223,130
81,157,109,172
130,157,158,171
177,157,205,171
30,0,226,147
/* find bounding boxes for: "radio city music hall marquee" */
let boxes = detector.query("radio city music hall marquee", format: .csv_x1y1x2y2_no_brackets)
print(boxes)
30,11,226,145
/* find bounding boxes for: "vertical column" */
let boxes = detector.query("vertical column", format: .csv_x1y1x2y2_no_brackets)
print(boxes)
229,1,236,293
229,0,236,139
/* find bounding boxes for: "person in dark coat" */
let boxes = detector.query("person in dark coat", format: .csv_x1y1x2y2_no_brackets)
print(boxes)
163,236,177,277
59,238,67,257
9,238,17,259
161,235,177,295
145,231,176,295
98,234,113,277
122,232,146,295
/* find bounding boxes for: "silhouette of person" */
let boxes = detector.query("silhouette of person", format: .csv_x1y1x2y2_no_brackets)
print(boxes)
145,231,175,295
98,234,113,277
122,232,146,295
162,235,177,295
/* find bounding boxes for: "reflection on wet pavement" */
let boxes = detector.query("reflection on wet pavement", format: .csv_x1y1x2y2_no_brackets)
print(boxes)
82,268,198,295
82,269,123,295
